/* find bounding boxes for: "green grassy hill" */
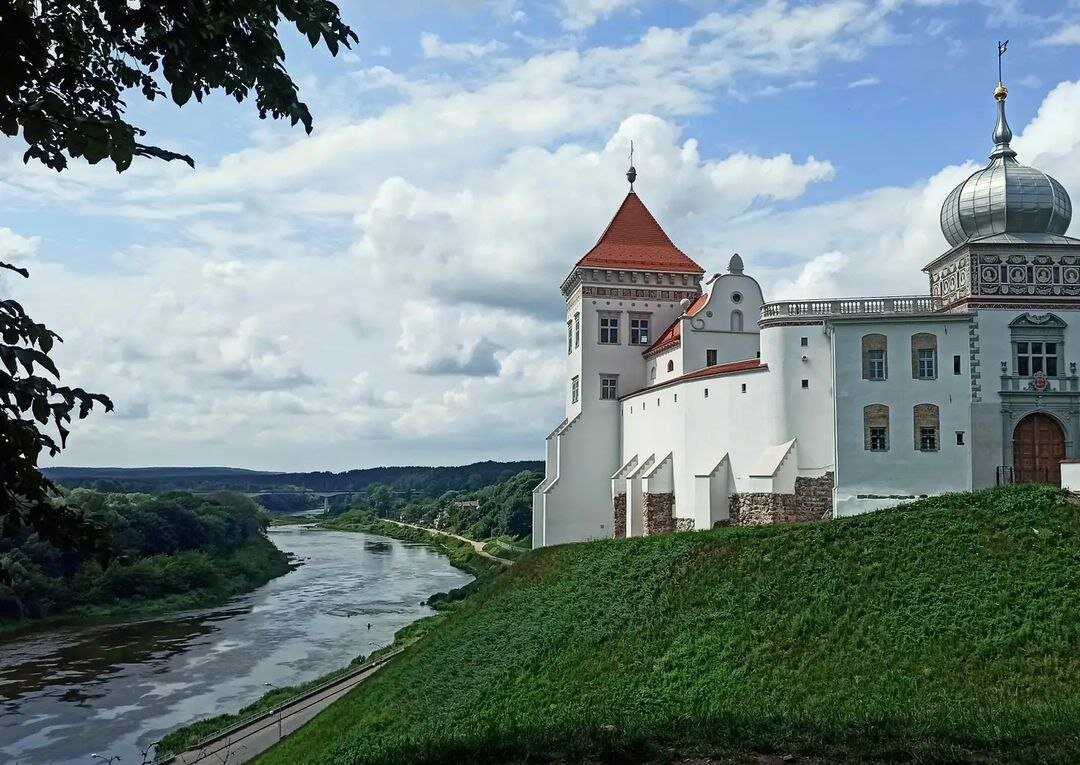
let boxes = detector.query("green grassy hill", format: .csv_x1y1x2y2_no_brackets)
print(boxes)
257,485,1080,764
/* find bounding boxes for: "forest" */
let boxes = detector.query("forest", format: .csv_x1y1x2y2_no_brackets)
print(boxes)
44,460,543,496
0,490,290,627
346,469,542,543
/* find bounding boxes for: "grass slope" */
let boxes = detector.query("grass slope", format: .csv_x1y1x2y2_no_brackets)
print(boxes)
258,485,1080,764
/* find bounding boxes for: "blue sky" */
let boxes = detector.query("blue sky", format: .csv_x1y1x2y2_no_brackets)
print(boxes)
2,0,1079,470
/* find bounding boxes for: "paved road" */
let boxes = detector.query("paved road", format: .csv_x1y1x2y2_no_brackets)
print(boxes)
163,654,398,764
381,519,512,564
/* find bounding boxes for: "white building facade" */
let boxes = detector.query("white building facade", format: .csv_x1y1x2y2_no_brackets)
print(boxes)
534,80,1079,547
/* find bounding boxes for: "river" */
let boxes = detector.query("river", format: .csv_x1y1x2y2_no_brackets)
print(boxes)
0,527,473,764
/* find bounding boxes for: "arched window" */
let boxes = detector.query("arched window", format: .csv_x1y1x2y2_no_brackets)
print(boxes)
730,309,744,332
862,334,887,380
911,333,937,379
914,404,940,451
666,360,674,373
864,404,889,451
650,366,657,381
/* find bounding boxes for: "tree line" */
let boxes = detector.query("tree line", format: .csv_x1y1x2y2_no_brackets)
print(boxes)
0,490,289,625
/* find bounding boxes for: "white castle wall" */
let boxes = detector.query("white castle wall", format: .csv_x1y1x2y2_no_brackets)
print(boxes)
831,315,973,516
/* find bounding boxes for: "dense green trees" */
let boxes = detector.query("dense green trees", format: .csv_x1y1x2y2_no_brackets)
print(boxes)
0,490,288,625
360,470,542,543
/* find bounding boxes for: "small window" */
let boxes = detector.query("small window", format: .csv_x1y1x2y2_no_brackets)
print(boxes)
567,321,573,355
704,388,709,398
674,394,677,402
801,379,809,389
953,355,961,375
706,349,718,366
741,383,747,393
574,313,580,348
666,360,674,373
629,315,651,345
955,431,965,445
914,403,939,451
599,314,619,344
911,333,937,379
731,291,742,303
862,334,887,381
864,404,889,451
570,376,580,404
800,337,808,347
650,366,657,381
600,376,617,400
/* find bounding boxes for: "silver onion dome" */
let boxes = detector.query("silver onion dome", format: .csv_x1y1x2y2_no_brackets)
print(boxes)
940,82,1072,248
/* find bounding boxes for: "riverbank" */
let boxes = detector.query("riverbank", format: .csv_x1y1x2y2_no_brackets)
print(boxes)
154,523,490,760
258,485,1080,764
0,535,291,638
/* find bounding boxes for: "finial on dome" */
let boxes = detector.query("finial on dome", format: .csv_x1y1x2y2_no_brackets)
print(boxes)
728,253,744,274
626,139,637,189
990,40,1015,159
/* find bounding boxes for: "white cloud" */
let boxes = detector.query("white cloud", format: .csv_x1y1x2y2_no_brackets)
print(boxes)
0,226,40,263
557,0,637,30
848,76,880,88
419,32,506,61
1039,24,1080,46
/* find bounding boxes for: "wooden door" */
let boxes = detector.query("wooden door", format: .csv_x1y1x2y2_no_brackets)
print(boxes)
1013,413,1065,484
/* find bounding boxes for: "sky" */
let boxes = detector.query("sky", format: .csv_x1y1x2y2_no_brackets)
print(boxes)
2,0,1080,471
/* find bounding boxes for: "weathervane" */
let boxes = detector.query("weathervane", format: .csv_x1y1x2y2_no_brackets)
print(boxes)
997,39,1008,84
626,139,637,189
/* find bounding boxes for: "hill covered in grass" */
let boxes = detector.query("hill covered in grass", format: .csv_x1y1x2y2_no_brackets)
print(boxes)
257,485,1080,764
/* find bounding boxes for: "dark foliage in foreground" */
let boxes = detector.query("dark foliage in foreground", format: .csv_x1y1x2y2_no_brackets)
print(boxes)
0,490,288,625
259,485,1080,764
1,0,356,171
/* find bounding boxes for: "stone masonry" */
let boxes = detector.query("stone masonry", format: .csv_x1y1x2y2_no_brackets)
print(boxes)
673,517,694,532
730,472,834,526
612,493,627,538
643,492,675,535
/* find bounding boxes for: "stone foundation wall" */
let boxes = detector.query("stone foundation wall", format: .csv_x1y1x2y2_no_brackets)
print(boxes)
730,472,835,526
673,517,694,532
612,493,627,538
730,493,797,526
794,472,834,521
643,492,675,536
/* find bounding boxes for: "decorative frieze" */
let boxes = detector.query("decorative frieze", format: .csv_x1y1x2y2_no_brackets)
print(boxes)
582,285,698,302
930,250,1080,306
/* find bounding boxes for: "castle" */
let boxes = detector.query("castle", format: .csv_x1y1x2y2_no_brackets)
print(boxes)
533,77,1078,547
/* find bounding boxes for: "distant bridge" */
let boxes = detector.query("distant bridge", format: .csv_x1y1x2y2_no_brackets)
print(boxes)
194,489,367,512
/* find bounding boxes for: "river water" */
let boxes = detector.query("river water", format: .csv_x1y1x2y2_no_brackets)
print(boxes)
0,527,472,764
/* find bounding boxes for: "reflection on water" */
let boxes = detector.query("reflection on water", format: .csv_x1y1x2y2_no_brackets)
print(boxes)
0,528,472,765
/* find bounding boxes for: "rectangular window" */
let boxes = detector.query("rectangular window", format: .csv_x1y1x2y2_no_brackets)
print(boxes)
868,427,888,451
574,313,580,348
917,348,936,379
567,321,573,355
704,388,709,398
956,431,965,445
706,349,717,366
600,376,617,400
919,427,938,452
868,349,886,380
741,383,746,393
629,315,650,345
599,314,619,344
800,337,809,347
801,379,809,389
1016,340,1059,377
953,355,961,375
571,376,579,404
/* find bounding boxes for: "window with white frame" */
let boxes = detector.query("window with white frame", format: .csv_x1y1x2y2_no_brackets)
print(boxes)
911,333,937,379
598,313,619,344
862,334,887,381
570,375,579,403
629,314,650,345
574,312,580,348
600,375,617,400
567,321,573,355
1016,341,1059,377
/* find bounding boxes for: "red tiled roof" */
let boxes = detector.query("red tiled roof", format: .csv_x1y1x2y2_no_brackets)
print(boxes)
620,358,767,400
576,192,704,274
642,292,708,356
